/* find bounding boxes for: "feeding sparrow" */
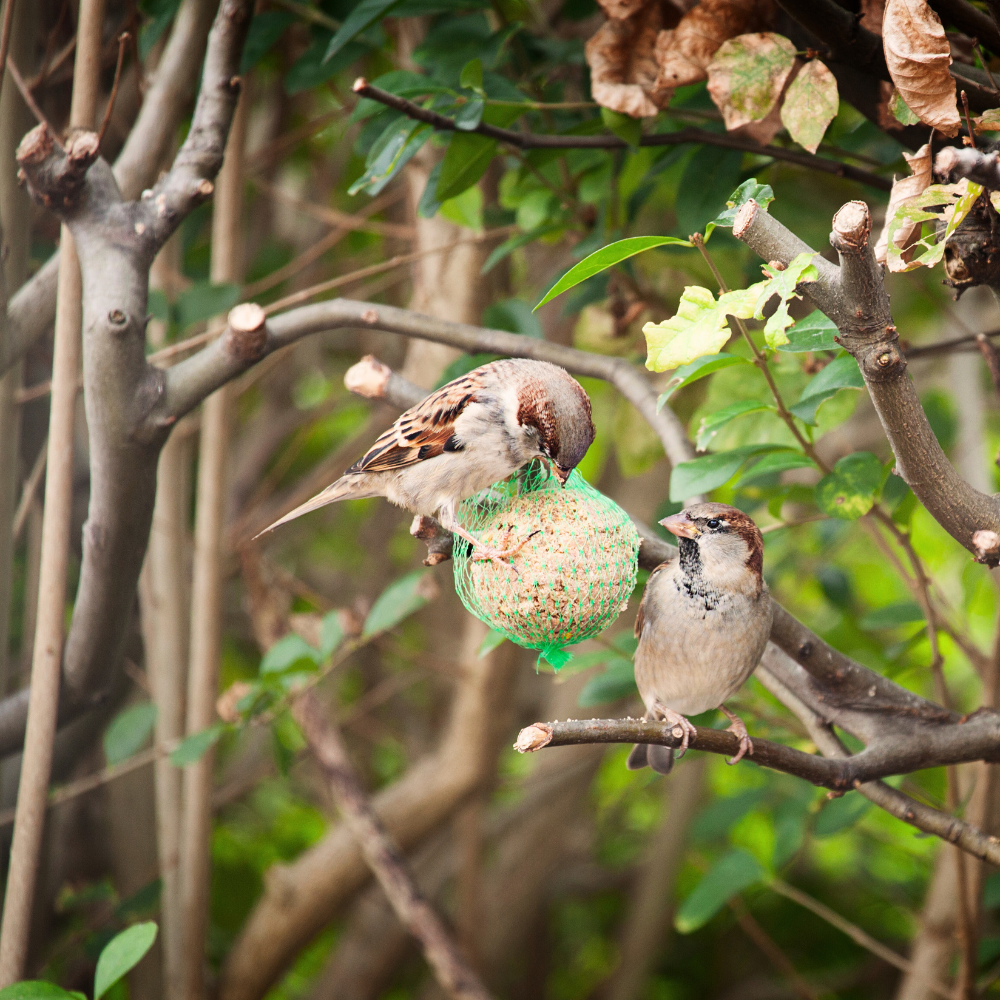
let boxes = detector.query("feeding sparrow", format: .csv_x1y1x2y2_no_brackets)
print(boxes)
627,503,772,775
257,359,595,561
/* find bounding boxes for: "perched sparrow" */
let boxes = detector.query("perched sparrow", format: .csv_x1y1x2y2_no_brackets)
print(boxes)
627,503,772,775
258,359,595,560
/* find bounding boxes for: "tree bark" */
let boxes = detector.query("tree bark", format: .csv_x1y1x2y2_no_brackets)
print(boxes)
0,0,104,977
178,89,246,1000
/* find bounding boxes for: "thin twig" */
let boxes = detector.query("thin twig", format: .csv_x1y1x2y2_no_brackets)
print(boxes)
292,690,495,1000
12,440,46,543
768,879,954,1000
96,32,129,148
961,90,977,147
0,0,17,98
351,79,892,192
973,41,999,93
5,56,63,149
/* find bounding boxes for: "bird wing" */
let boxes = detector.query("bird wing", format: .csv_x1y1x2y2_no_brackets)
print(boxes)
348,370,486,475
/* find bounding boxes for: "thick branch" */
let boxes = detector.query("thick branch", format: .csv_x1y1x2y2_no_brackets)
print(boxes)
929,0,1000,54
1,0,219,378
513,713,1000,793
351,80,892,192
733,198,1000,562
292,691,494,1000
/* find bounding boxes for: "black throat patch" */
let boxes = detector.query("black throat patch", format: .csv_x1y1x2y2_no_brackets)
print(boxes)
675,537,721,613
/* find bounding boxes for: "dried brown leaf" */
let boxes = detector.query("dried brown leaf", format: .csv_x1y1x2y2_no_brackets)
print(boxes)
873,141,932,265
883,0,960,137
706,32,796,131
780,58,839,153
653,0,769,90
974,108,1000,132
587,2,672,118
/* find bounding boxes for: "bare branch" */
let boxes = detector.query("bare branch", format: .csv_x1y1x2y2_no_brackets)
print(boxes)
351,80,892,192
733,198,1000,563
292,690,494,1000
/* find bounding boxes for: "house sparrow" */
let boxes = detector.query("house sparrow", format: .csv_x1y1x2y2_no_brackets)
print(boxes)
257,359,595,561
627,503,772,775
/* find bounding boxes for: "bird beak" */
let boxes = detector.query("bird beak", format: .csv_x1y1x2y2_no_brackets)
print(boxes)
555,464,572,487
660,511,701,539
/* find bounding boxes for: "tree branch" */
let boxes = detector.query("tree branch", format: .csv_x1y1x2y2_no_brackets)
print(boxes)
350,80,892,192
732,197,1000,563
292,690,494,1000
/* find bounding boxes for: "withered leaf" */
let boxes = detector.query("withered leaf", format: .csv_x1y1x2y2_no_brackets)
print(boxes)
780,59,839,153
654,0,767,91
587,3,671,118
707,32,796,131
872,141,932,266
883,0,960,137
974,107,1000,132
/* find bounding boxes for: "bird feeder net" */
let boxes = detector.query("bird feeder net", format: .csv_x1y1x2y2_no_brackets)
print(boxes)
452,462,640,670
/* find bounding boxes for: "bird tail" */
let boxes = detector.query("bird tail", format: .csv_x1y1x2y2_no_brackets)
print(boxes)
254,475,375,538
626,742,674,775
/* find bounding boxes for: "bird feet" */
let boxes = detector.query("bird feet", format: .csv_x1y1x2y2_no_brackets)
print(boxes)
453,525,541,572
651,703,697,757
720,705,753,765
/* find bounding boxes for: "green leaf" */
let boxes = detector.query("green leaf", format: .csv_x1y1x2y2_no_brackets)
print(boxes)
240,11,294,73
776,310,838,353
734,450,815,486
363,570,435,637
885,179,983,272
692,789,767,841
814,792,871,836
287,36,368,94
324,0,404,62
669,444,792,502
644,285,758,371
483,298,543,339
94,922,158,1000
481,223,564,274
891,88,921,126
676,146,744,237
858,601,926,630
535,236,692,310
600,107,642,147
459,57,484,94
260,634,321,675
170,724,224,766
656,354,751,409
477,628,508,657
348,120,430,196
696,401,774,451
707,32,796,129
320,612,345,658
789,354,864,425
0,984,84,999
175,282,241,330
578,659,638,707
453,98,485,131
138,0,182,59
814,451,884,520
104,703,158,766
779,58,839,153
705,178,774,241
753,253,819,349
435,133,497,202
675,849,766,933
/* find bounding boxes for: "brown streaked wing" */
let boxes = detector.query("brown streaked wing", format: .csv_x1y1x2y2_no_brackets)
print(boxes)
347,369,487,476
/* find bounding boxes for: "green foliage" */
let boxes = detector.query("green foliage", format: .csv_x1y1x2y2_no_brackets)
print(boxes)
362,570,435,637
324,0,404,62
789,354,864,425
885,180,984,272
103,703,157,766
436,134,498,201
94,923,158,1000
814,452,885,520
675,849,766,933
657,354,751,410
535,236,692,310
669,444,800,501
170,724,224,766
704,178,774,241
600,108,642,148
776,310,838,353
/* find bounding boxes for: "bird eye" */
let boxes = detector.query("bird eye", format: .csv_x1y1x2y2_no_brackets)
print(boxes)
706,518,721,529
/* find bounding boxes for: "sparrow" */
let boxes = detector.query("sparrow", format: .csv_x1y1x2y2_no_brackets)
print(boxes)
627,502,772,775
257,358,595,560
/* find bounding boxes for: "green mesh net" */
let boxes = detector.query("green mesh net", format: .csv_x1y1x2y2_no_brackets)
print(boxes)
452,462,640,670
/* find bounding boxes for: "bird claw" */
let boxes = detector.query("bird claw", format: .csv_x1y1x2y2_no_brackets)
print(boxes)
470,527,541,572
651,703,697,757
721,706,753,765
